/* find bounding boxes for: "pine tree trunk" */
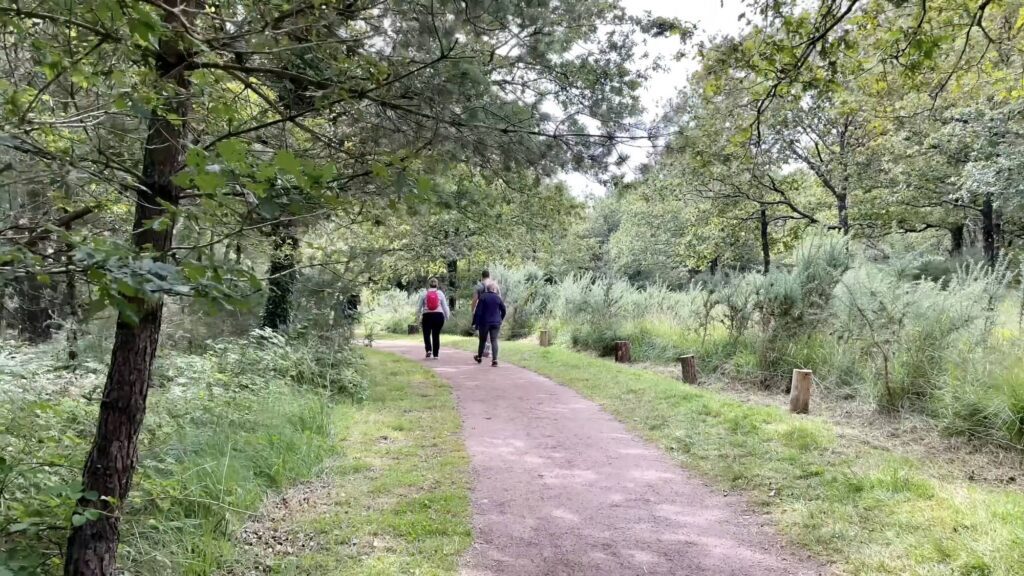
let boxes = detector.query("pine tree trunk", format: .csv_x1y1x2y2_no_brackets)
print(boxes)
64,3,193,573
982,192,997,267
759,208,771,274
262,221,299,331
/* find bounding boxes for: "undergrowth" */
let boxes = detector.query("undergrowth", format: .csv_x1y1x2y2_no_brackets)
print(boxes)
0,329,366,574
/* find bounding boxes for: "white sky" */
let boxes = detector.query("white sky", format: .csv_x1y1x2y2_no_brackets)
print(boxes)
561,0,747,198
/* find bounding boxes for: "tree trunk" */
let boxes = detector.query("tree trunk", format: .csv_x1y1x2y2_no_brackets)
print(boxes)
63,271,79,362
16,275,52,343
64,3,193,574
445,258,458,310
949,224,965,257
982,192,997,267
837,193,850,235
759,208,771,274
708,256,720,276
64,212,80,362
261,221,299,331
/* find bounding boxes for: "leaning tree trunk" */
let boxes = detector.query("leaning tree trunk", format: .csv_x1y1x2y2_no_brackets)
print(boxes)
261,221,300,331
982,192,998,267
64,3,193,574
759,208,771,275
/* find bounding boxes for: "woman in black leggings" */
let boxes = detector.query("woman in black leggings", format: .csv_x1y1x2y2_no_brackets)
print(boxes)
418,278,451,359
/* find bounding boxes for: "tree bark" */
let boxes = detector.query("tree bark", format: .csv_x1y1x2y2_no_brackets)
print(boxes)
949,224,965,257
445,258,458,310
759,208,771,274
16,275,52,343
836,193,850,235
982,192,997,267
16,186,54,343
261,221,299,331
64,2,193,574
63,210,80,362
708,256,720,276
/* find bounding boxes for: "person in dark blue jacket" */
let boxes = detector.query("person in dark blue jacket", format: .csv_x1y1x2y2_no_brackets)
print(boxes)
472,282,506,367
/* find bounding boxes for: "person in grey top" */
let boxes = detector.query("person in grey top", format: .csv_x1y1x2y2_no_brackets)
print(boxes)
418,278,451,359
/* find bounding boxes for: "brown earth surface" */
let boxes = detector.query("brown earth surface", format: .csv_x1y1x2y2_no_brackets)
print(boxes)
379,342,828,576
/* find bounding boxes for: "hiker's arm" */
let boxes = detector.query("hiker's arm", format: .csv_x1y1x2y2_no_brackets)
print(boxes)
499,300,507,321
470,288,479,313
441,291,451,320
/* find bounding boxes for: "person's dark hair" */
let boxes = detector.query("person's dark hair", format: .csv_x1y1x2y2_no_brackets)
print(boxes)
481,269,490,279
428,277,439,288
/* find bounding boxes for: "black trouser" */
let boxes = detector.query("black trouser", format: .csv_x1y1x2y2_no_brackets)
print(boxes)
477,324,500,362
421,313,445,357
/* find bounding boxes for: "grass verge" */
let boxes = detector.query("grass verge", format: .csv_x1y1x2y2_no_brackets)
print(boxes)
442,336,1024,576
224,349,471,575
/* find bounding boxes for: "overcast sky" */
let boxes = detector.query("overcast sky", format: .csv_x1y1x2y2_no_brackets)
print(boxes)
561,1,747,197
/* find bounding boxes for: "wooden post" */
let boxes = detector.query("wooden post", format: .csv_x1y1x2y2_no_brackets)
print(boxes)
679,355,698,384
539,329,551,347
407,323,420,335
614,341,631,363
789,369,813,414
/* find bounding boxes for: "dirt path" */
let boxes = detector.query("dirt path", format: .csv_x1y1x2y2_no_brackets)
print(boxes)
378,342,826,576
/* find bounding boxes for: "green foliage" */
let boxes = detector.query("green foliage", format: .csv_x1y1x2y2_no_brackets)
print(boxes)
489,263,551,338
361,289,418,335
752,232,851,382
0,331,364,574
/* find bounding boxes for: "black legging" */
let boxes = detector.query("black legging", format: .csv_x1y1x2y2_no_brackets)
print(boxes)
477,324,500,362
422,312,445,357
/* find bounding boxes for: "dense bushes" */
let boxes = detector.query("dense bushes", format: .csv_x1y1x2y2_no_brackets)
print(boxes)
0,330,365,574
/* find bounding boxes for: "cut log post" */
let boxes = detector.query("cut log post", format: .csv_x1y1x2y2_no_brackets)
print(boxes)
789,369,813,414
614,340,631,363
679,355,698,384
539,329,551,347
407,323,420,335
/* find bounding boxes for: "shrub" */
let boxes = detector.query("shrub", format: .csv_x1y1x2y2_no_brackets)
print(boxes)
835,260,1010,411
361,289,418,334
752,232,851,385
490,263,550,338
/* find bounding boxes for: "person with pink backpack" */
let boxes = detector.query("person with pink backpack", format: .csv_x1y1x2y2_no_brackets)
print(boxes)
418,277,451,359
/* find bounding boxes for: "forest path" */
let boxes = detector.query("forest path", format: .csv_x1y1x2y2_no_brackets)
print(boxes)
377,341,827,576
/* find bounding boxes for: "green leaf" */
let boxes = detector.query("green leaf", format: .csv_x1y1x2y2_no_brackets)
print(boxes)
217,140,249,165
273,151,302,175
71,514,87,527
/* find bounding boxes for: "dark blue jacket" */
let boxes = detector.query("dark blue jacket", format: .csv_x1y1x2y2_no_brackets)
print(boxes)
473,292,506,327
